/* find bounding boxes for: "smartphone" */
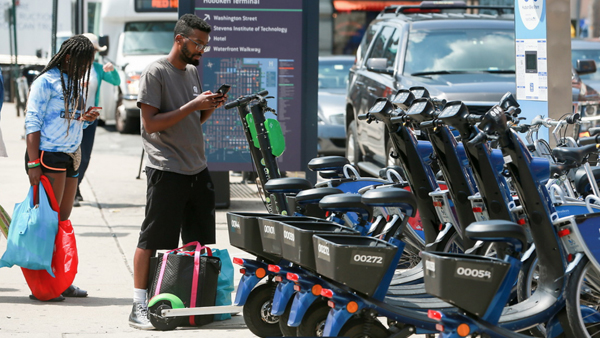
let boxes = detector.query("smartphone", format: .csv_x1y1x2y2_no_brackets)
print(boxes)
216,84,231,95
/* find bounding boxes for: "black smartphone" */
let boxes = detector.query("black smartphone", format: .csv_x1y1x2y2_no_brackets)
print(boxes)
216,84,231,95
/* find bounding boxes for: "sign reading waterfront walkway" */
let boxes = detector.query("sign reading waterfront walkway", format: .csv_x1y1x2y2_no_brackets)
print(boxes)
179,0,317,172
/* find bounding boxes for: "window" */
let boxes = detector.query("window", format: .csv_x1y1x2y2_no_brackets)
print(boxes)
356,23,380,65
123,22,177,55
366,26,397,69
403,29,515,75
135,0,178,13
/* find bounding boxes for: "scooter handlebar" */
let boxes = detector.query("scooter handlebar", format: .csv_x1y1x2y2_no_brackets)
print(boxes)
224,90,269,109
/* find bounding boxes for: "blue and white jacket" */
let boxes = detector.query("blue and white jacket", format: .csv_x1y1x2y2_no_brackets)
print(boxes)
25,67,91,153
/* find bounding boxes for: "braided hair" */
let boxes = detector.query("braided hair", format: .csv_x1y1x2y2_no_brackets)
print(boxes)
37,35,95,128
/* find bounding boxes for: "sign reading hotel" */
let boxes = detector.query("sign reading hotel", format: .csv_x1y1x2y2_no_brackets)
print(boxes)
194,0,305,171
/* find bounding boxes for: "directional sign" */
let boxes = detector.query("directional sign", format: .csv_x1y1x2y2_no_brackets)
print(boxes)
182,0,315,172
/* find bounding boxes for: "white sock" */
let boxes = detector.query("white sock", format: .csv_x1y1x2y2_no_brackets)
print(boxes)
133,288,147,304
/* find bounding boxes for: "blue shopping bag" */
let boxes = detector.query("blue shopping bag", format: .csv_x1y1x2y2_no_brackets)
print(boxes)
0,177,59,276
211,248,234,321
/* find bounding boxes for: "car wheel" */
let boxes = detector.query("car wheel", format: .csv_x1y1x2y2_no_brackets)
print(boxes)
115,97,140,134
346,120,362,167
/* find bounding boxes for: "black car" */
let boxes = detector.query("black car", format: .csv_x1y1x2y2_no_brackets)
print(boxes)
345,4,600,176
345,4,518,175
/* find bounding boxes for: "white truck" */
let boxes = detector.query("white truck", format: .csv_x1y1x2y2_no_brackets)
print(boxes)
95,0,178,133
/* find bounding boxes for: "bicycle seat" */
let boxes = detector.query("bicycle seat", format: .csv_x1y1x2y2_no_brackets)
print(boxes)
295,187,344,205
552,144,599,165
307,156,349,171
319,193,372,219
361,188,417,217
465,220,527,253
264,178,313,194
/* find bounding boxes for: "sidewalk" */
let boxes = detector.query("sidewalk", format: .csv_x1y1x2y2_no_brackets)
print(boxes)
0,102,265,338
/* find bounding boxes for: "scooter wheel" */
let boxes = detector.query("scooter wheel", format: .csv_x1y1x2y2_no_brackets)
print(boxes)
278,296,297,336
296,300,329,337
338,318,388,338
148,300,183,331
243,283,283,337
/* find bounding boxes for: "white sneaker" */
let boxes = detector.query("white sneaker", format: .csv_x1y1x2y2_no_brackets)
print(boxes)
128,302,154,330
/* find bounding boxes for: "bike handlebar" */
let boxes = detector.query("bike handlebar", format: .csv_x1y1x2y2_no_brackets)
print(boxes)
466,114,483,124
578,135,600,146
358,114,369,121
224,90,269,109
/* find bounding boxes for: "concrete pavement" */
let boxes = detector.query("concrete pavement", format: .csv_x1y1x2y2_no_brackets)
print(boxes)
0,102,265,338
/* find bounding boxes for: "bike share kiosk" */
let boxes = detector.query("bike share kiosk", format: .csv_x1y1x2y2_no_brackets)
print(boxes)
178,0,318,208
515,0,572,140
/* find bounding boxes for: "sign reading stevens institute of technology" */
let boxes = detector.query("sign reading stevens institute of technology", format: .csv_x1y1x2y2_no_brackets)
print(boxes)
194,0,304,171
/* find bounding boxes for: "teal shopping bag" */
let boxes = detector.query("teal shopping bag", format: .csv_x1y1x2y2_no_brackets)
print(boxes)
0,176,59,276
211,248,234,321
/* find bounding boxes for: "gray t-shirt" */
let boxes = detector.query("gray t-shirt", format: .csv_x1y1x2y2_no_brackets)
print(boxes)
137,58,207,175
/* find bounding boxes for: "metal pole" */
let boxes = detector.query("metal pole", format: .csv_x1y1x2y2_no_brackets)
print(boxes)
575,0,581,37
51,0,58,57
11,0,19,116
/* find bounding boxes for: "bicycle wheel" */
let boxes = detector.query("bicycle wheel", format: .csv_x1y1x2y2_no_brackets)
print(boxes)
565,256,600,337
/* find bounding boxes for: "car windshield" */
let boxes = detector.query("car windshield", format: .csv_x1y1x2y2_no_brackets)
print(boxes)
572,49,600,81
404,29,515,76
122,21,176,55
319,59,354,89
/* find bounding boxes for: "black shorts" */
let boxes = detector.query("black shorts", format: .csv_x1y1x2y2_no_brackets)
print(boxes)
25,150,79,178
137,167,216,250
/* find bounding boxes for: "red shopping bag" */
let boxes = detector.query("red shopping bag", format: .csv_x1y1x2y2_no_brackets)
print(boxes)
21,176,78,301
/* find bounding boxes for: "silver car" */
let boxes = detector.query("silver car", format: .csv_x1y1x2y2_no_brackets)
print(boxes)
317,55,355,156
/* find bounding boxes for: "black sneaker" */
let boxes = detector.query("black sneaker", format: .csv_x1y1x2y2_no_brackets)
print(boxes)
128,302,154,330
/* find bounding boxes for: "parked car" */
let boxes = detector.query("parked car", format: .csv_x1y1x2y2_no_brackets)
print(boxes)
572,39,600,91
317,55,354,156
346,3,600,176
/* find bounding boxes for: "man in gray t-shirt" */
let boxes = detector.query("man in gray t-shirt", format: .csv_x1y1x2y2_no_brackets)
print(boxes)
129,14,228,330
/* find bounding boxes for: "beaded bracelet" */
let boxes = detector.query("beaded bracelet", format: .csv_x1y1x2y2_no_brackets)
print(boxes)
27,159,41,169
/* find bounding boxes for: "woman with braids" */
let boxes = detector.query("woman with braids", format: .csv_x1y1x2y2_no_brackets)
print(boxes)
24,35,98,301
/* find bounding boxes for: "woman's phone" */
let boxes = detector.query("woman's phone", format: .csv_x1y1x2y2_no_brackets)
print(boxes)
216,84,231,95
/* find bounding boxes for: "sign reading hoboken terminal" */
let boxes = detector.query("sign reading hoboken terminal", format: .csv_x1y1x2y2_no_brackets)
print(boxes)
185,0,310,172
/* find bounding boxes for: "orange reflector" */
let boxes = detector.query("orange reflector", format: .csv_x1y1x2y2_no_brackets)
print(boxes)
517,218,526,225
326,211,331,217
581,131,591,138
433,201,443,207
558,228,571,237
274,276,283,282
428,310,442,321
268,265,280,273
327,300,335,308
287,273,299,282
312,284,322,296
457,323,470,336
233,257,244,266
436,324,444,332
346,301,359,313
239,268,246,275
568,253,574,262
294,285,301,292
386,215,391,222
321,288,333,298
256,268,266,279
472,207,483,213
439,224,443,231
